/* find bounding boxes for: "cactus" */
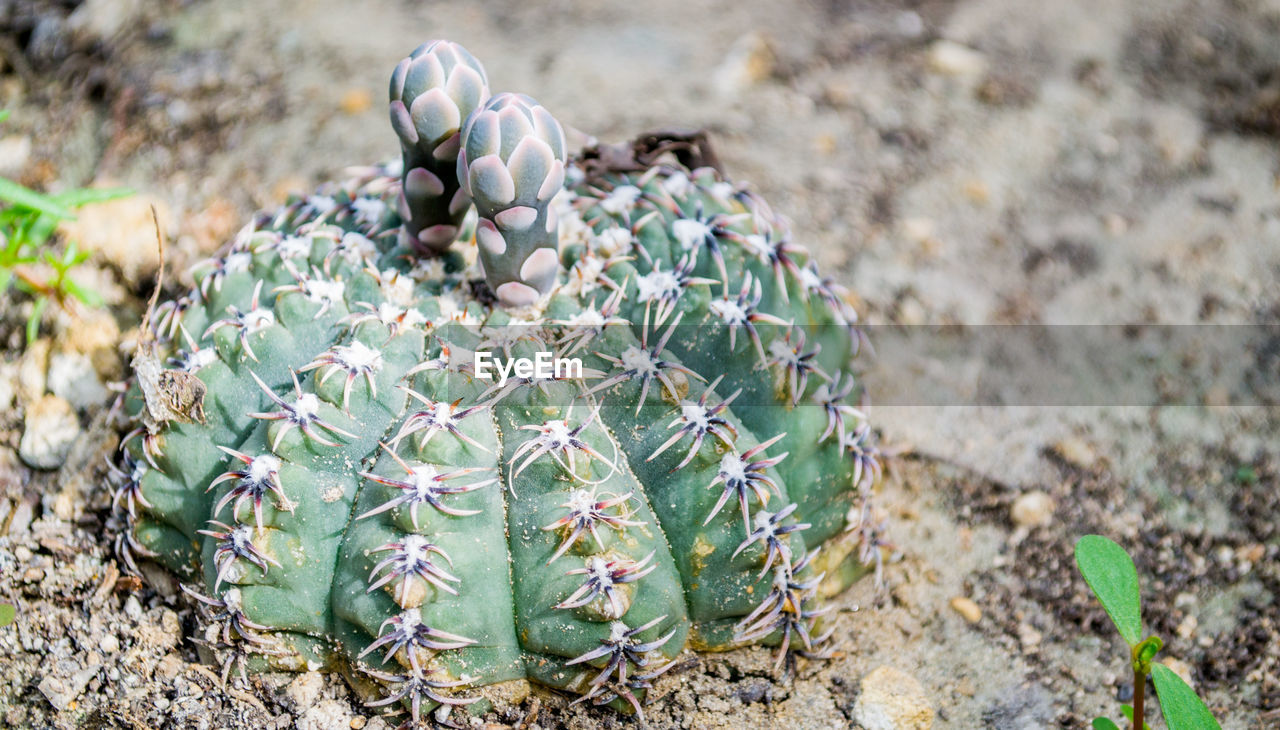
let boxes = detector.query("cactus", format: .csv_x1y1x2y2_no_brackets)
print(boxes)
114,40,886,726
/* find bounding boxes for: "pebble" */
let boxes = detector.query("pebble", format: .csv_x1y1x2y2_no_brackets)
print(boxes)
1017,622,1043,650
18,394,81,470
99,634,120,654
1010,491,1056,529
298,699,355,730
854,665,934,730
713,32,775,96
927,40,986,78
47,352,109,409
949,596,982,624
37,663,100,711
58,194,167,288
1162,657,1194,687
1052,436,1097,469
123,595,143,622
284,671,325,712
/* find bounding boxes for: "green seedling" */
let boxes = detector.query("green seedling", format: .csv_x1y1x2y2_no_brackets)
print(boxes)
1075,535,1222,730
0,603,14,627
0,112,130,343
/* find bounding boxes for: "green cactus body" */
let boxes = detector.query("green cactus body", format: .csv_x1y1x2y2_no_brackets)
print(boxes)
113,40,884,725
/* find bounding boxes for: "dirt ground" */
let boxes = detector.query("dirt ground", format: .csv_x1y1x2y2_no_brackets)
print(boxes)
0,0,1277,728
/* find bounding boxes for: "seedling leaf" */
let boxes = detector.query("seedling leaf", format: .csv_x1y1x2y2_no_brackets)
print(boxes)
1075,535,1143,646
0,603,14,627
0,178,72,219
1092,718,1121,730
1151,663,1221,730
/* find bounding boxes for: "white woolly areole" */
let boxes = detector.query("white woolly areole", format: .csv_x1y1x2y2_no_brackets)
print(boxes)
662,172,691,197
337,341,384,372
718,452,750,484
709,297,749,325
379,270,416,307
352,197,387,226
539,419,575,449
248,454,282,483
305,278,345,304
244,308,275,333
671,218,711,251
277,236,312,259
337,232,377,267
564,488,596,514
600,185,641,214
307,195,337,214
679,402,712,431
635,269,680,303
225,252,253,274
619,346,660,377
593,227,632,258
409,464,443,492
292,393,321,420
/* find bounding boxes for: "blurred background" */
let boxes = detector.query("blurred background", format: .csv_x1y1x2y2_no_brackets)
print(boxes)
0,1,1275,728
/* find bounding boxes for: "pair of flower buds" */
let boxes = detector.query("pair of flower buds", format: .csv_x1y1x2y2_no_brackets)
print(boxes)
388,40,567,308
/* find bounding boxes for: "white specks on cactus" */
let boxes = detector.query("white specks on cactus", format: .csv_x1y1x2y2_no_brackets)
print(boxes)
600,185,642,215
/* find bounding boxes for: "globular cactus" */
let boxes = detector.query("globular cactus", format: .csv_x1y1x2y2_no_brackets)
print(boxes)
114,40,886,726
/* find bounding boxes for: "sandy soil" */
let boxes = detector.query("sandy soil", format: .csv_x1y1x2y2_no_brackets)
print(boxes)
0,0,1277,728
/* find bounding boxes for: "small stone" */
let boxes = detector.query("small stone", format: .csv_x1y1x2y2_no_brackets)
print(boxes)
927,40,986,78
0,135,31,176
58,193,168,288
1017,622,1043,650
100,634,120,654
123,595,143,621
284,671,325,712
37,663,99,711
19,395,81,470
949,596,982,624
17,338,50,404
713,32,775,96
1051,436,1097,469
154,653,184,681
855,665,934,730
1162,657,1194,687
340,88,373,115
298,699,354,730
1010,491,1055,529
47,352,110,409
349,717,367,730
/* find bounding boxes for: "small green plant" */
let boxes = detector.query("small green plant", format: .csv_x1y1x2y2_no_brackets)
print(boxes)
1075,535,1222,730
0,603,14,627
0,112,130,343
